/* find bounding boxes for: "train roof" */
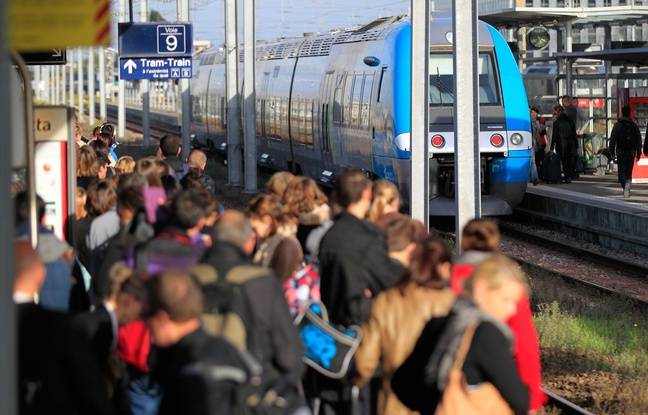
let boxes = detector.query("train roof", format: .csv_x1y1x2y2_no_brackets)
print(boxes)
197,14,495,65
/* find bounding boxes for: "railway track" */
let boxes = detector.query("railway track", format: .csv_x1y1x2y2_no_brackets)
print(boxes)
544,388,595,415
95,104,181,140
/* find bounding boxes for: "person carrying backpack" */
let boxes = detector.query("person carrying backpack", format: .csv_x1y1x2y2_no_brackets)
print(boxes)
610,106,643,198
550,105,578,183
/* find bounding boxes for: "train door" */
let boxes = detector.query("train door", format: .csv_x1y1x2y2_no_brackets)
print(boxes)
320,72,335,174
629,97,648,184
332,73,347,168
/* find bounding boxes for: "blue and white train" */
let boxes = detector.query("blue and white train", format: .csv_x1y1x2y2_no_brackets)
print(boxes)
191,15,531,215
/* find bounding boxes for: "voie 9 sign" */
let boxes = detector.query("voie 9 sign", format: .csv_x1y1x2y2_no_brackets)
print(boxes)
118,22,193,58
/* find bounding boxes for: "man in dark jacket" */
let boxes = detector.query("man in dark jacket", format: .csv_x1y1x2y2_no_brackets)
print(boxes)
550,105,578,183
145,270,248,415
202,211,306,409
319,168,401,327
157,135,186,179
609,106,642,197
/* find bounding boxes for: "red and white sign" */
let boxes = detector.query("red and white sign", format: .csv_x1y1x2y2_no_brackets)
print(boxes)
632,156,648,184
34,107,74,240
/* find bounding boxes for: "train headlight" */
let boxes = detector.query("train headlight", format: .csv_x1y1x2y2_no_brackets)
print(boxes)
510,133,523,145
490,134,504,148
431,134,445,148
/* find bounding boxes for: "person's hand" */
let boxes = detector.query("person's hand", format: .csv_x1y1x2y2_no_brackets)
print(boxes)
363,288,373,299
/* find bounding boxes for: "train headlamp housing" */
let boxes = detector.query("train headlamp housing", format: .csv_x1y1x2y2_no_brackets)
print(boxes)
510,133,523,145
431,134,445,148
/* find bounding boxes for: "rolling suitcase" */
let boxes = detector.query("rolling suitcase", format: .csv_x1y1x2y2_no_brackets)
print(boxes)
543,152,562,183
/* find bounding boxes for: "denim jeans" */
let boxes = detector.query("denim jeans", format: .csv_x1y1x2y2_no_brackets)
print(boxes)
128,375,161,415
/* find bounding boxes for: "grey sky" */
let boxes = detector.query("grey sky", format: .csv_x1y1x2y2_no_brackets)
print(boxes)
145,0,411,45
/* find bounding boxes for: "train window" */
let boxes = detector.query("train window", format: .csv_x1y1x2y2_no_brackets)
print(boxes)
428,53,500,106
343,73,354,125
351,75,363,126
333,74,345,124
305,100,314,144
361,74,374,128
273,66,280,78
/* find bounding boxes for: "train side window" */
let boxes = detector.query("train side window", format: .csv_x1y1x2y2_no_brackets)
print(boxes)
305,100,313,145
361,74,374,129
333,74,345,125
377,67,387,103
273,66,280,78
343,73,354,126
351,74,363,126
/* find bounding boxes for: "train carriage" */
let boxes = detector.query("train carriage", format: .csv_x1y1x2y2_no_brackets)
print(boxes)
191,14,532,215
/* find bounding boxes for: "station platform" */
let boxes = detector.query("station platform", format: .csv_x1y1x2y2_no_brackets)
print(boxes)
516,174,648,256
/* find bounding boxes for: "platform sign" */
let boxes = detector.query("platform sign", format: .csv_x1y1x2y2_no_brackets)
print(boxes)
119,23,193,57
119,57,193,80
118,22,193,81
9,0,111,51
33,107,75,241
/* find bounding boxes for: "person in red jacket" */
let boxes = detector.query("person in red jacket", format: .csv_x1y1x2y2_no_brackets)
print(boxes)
450,219,547,412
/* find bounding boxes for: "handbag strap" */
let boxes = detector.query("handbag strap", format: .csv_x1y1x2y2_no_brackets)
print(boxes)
452,324,478,370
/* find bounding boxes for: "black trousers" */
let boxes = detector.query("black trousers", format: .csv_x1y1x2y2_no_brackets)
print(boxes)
560,153,576,181
617,153,636,189
535,146,546,179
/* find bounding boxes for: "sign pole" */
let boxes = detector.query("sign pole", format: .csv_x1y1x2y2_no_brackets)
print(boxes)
77,49,84,120
0,1,16,411
177,0,191,159
61,61,66,105
99,48,107,121
453,0,481,253
410,0,430,226
225,0,242,186
88,48,95,123
68,51,74,108
141,0,151,146
243,0,257,193
118,0,127,138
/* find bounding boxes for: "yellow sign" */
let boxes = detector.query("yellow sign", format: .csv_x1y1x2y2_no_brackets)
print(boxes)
34,106,72,143
9,0,111,51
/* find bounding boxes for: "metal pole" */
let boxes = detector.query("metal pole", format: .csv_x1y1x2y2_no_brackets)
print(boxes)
141,0,151,146
34,66,41,100
54,66,59,104
453,0,481,252
177,0,191,159
226,0,243,186
118,0,127,138
61,61,66,105
99,48,107,121
243,0,257,192
410,0,430,225
77,49,84,120
1,1,17,409
88,48,95,123
68,52,74,108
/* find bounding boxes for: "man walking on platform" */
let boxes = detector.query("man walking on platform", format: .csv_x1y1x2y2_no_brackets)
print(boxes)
610,106,642,198
550,105,578,183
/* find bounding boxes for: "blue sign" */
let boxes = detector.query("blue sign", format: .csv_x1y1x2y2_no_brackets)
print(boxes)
119,23,193,58
119,57,192,81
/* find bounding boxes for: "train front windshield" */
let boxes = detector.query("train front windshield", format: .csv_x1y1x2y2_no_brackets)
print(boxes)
428,53,499,106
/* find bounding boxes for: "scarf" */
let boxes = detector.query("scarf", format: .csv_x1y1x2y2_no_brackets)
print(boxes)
425,297,513,390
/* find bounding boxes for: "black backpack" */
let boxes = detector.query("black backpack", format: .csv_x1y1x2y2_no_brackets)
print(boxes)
190,265,293,415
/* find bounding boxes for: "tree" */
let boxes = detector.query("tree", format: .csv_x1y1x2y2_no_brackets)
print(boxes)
149,9,167,22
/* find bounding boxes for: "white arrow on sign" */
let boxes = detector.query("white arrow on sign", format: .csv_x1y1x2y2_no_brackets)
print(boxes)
124,59,137,74
52,49,63,58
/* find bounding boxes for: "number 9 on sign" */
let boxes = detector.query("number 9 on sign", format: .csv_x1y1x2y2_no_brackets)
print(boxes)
166,35,178,52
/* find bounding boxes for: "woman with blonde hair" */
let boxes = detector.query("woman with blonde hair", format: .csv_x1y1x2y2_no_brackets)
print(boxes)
77,145,99,190
368,180,400,225
282,176,330,250
393,254,530,415
115,156,136,175
266,171,296,199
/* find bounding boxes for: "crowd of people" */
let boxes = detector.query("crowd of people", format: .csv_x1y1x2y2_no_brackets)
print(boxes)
531,95,648,197
15,119,548,415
